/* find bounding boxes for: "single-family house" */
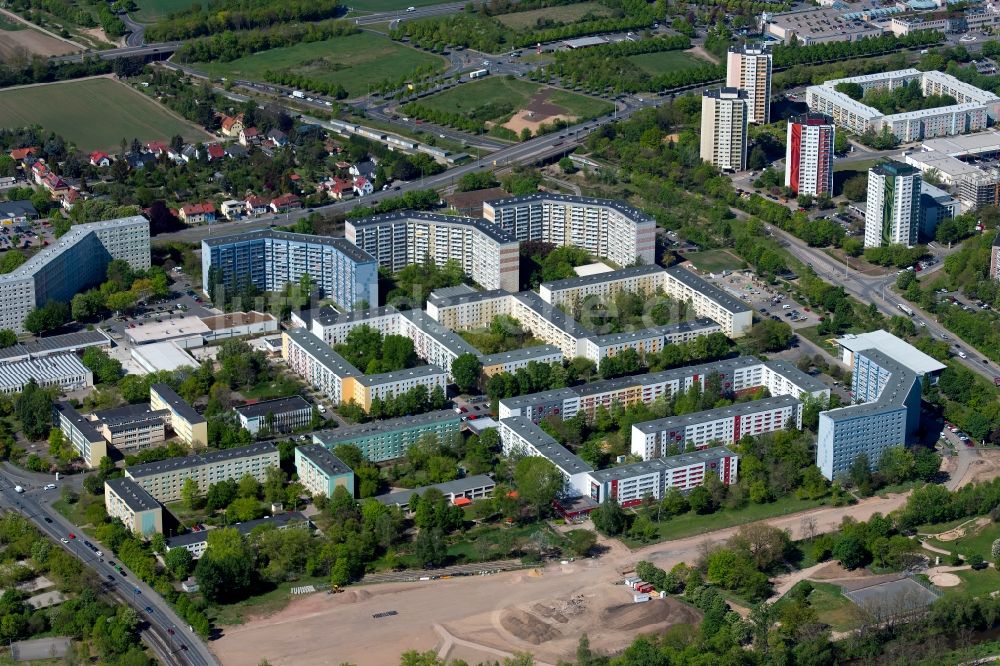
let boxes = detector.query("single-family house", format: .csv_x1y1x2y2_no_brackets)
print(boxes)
220,200,244,220
126,153,156,169
206,144,226,161
179,202,216,225
352,176,373,197
350,160,377,180
322,177,352,200
89,152,111,167
42,172,68,195
245,195,270,217
334,161,351,171
267,129,288,147
146,141,169,156
220,114,244,138
60,188,80,211
9,147,37,162
180,145,200,163
30,162,48,186
225,144,248,159
239,127,261,147
270,193,301,213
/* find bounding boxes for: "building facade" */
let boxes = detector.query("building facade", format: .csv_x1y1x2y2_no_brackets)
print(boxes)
481,195,656,267
54,402,108,468
0,354,93,394
345,212,519,292
201,229,378,310
104,477,163,537
312,410,463,463
294,445,355,497
785,113,835,197
662,266,753,338
726,45,772,124
865,161,922,248
0,216,150,333
235,396,313,435
586,447,739,506
700,88,748,172
149,383,208,447
991,231,1000,280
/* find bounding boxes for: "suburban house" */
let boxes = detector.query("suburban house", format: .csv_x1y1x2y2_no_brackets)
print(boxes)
350,160,377,180
126,153,156,169
226,144,248,159
267,129,288,147
89,152,111,167
206,144,226,161
245,195,270,216
321,177,352,200
239,127,261,147
270,193,301,213
220,114,245,138
59,188,80,211
352,177,373,197
180,145,200,163
146,141,169,156
179,203,217,225
221,200,244,220
9,147,37,162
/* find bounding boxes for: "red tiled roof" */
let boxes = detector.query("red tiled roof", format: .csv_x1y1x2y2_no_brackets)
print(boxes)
146,141,169,153
246,195,268,207
221,114,243,130
271,193,300,206
89,151,109,163
242,127,259,137
207,144,225,158
10,147,37,160
182,203,215,215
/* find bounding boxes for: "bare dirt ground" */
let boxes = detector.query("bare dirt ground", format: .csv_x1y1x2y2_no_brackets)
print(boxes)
503,89,578,136
685,45,719,64
0,27,77,59
212,491,913,665
0,7,83,54
958,449,1000,487
936,516,990,542
929,572,961,587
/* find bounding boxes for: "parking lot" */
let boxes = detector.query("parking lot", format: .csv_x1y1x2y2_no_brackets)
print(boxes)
0,219,57,252
705,270,818,330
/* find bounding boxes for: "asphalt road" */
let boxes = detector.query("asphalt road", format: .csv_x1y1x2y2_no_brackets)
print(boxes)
122,13,146,47
350,1,470,25
50,42,182,64
0,467,217,666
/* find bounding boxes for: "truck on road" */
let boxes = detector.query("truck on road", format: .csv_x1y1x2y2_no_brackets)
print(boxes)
14,486,23,493
469,69,489,79
291,90,305,99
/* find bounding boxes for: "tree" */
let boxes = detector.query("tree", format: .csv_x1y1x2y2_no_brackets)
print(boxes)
451,353,482,394
415,527,447,567
513,456,562,519
23,300,69,335
591,496,628,536
746,319,793,353
181,478,201,510
0,329,16,348
16,379,53,440
226,497,264,523
83,474,103,495
832,533,868,569
842,174,868,202
688,485,714,514
565,529,597,556
81,348,122,384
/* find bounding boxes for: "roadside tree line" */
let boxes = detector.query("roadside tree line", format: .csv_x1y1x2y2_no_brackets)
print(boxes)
174,20,359,64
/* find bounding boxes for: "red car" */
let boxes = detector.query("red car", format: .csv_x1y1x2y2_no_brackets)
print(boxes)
68,533,75,539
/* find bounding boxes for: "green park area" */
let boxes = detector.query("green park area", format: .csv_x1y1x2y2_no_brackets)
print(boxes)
496,2,613,29
683,249,746,274
416,77,611,122
191,32,445,99
928,519,1000,561
628,50,713,76
133,0,199,22
0,78,209,152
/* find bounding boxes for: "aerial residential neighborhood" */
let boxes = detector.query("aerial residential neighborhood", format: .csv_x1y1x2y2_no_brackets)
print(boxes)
3,0,1000,665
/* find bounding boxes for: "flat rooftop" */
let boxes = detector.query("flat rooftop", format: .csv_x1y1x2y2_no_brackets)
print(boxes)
312,305,399,327
201,228,375,264
54,402,103,442
357,363,446,387
126,442,277,479
665,264,752,314
150,383,204,424
296,444,352,477
235,395,311,419
539,264,665,293
284,328,359,377
105,477,160,512
584,319,720,347
823,349,918,421
93,403,168,426
201,310,275,331
126,317,209,344
0,354,91,391
479,345,562,366
376,474,496,506
131,342,197,373
0,330,110,363
427,289,510,309
312,409,461,444
400,310,481,356
633,396,803,434
500,416,593,476
349,210,517,244
837,329,947,376
483,193,655,226
590,446,737,483
512,291,593,338
923,130,1000,157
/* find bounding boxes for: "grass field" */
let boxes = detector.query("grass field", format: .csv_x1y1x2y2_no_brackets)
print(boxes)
496,1,612,29
0,15,25,30
191,33,445,99
419,77,610,120
776,581,860,632
948,568,1000,598
0,78,209,152
684,249,746,273
628,50,712,76
929,521,1000,561
133,0,199,22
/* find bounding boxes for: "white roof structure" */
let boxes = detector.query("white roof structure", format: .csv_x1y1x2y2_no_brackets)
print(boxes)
922,130,1000,157
573,262,615,277
836,330,946,376
130,342,197,373
126,317,210,345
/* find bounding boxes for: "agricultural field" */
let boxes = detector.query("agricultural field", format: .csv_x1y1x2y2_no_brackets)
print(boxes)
0,77,210,152
627,50,713,76
0,15,79,59
496,1,612,30
191,32,444,99
133,0,200,23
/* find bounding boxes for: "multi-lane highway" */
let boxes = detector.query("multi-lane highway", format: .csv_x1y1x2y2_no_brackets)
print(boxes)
0,467,216,666
49,42,182,64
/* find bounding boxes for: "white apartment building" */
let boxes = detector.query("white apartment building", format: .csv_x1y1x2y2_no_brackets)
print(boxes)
345,211,519,292
398,310,481,378
630,395,803,459
700,88,748,172
586,447,739,505
785,113,835,197
498,416,594,495
662,265,753,337
125,442,279,503
0,216,150,333
726,44,772,125
577,320,722,370
509,291,594,358
307,306,401,345
537,265,668,308
865,161,922,248
425,290,513,330
482,195,656,266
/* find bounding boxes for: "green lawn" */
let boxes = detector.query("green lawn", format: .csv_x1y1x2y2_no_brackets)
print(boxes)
628,50,712,77
776,581,860,632
795,325,840,357
929,521,1000,561
946,568,1000,598
0,16,25,30
497,2,612,29
0,78,209,152
418,77,611,121
683,249,745,273
133,0,199,22
243,374,305,401
833,158,881,173
191,33,446,99
210,574,331,626
625,496,828,546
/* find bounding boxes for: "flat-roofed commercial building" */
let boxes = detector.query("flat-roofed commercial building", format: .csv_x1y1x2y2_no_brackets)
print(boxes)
235,396,313,435
376,475,495,510
727,44,772,124
0,216,150,333
762,7,884,44
346,211,519,292
165,512,309,559
817,350,920,480
201,229,378,309
498,416,594,495
54,402,107,468
662,265,753,337
149,384,208,447
585,447,739,505
630,395,802,459
313,410,462,463
0,354,93,394
104,477,163,536
701,88,748,172
482,194,656,267
295,445,355,497
125,442,279,503
0,331,110,364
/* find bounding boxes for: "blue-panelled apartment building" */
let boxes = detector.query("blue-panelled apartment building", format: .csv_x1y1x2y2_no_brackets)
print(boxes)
817,349,921,481
201,229,379,309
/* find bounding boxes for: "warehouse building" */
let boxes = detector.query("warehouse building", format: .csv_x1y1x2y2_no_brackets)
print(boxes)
294,445,355,498
0,353,93,394
312,410,462,463
762,7,884,44
0,330,110,364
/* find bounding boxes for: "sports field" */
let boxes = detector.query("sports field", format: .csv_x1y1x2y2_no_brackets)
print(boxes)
133,0,199,23
0,78,210,152
191,32,445,99
628,50,712,76
496,1,612,29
